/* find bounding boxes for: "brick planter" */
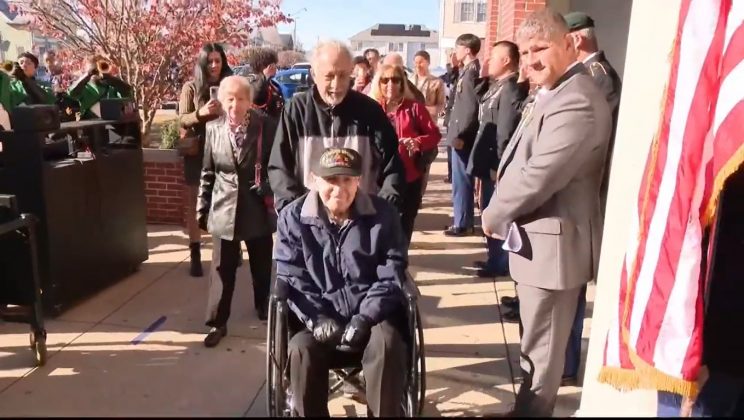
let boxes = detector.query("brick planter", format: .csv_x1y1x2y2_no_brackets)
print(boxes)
143,148,187,226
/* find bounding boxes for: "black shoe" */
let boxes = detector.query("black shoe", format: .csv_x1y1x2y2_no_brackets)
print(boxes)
473,260,487,269
443,226,473,237
189,242,203,277
561,375,579,387
501,308,520,323
204,326,227,348
500,296,519,307
444,177,452,184
256,305,268,321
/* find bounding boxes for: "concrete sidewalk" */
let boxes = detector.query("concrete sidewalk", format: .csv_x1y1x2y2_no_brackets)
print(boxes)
0,150,589,416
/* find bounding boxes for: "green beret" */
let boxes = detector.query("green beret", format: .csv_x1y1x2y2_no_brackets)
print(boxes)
564,12,595,32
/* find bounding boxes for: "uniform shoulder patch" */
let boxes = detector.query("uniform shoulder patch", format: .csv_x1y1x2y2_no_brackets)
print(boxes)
588,61,608,77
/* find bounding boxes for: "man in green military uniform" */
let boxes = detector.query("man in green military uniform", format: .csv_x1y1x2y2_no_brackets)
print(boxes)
562,10,623,388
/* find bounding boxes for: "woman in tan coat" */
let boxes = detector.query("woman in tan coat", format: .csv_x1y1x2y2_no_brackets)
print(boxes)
178,43,233,276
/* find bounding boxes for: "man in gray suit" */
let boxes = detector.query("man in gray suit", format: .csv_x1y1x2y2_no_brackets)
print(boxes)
481,9,612,417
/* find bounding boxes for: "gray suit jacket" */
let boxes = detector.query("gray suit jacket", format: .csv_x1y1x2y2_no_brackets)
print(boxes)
482,65,612,290
197,110,277,241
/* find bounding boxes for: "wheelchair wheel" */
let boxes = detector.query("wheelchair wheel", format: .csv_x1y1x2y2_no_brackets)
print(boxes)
403,305,426,417
266,297,291,417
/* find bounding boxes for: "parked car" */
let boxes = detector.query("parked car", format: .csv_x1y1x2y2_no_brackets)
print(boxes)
272,68,312,99
291,62,311,70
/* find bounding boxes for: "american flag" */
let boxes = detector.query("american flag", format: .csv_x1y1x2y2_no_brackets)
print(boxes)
599,0,744,397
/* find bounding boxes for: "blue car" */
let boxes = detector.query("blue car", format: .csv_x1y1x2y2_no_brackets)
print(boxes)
272,69,312,99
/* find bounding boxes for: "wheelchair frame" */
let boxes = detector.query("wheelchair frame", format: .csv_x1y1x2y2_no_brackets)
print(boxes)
266,273,426,417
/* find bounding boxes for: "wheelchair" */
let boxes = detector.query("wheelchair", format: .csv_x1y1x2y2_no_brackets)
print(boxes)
266,272,426,417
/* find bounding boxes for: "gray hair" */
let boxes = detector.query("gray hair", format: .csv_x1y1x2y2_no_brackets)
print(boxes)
311,40,353,68
516,8,570,44
383,53,404,67
577,27,597,42
218,75,253,101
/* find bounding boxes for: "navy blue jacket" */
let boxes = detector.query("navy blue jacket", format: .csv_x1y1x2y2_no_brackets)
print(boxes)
274,191,407,329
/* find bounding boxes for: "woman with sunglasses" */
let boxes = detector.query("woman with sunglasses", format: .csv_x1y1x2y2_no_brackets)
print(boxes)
369,64,441,245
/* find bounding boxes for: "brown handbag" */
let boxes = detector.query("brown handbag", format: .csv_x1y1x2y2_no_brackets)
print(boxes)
177,127,200,156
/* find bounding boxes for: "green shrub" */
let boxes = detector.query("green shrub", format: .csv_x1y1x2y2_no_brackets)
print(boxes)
160,119,179,150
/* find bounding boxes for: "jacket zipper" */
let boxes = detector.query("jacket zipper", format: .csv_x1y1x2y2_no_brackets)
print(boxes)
333,220,354,318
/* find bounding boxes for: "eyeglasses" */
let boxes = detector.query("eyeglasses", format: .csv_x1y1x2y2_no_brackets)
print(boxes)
380,77,402,85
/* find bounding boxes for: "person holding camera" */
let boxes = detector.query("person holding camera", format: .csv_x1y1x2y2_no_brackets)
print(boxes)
197,76,277,346
178,43,233,277
68,54,132,120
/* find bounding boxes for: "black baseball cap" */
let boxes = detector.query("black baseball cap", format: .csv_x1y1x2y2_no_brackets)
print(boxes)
316,148,362,178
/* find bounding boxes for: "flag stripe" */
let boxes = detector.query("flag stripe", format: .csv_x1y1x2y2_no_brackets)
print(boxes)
628,0,721,352
637,1,727,369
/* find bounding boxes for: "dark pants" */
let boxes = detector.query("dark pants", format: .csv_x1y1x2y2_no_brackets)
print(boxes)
479,178,508,274
288,320,407,417
450,150,474,229
657,371,744,417
563,284,587,378
207,235,273,328
401,178,424,245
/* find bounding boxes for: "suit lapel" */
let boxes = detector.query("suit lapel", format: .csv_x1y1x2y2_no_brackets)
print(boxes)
498,100,537,179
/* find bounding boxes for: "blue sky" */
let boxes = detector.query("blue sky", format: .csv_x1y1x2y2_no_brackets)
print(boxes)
276,0,440,51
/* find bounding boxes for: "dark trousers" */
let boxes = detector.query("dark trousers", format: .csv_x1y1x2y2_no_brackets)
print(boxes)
208,235,273,328
450,150,474,229
479,178,509,274
563,284,587,378
288,320,407,417
401,178,424,245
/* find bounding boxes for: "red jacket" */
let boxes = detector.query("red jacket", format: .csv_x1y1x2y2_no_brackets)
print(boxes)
385,99,442,182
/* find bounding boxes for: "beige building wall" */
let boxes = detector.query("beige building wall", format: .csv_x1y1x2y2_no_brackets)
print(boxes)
548,0,633,79
578,0,682,416
0,23,33,62
439,0,487,66
441,0,487,39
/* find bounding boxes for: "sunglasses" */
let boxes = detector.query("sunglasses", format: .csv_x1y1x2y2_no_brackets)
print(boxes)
380,77,402,85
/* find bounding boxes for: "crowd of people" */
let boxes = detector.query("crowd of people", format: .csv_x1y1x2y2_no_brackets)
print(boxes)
178,7,622,417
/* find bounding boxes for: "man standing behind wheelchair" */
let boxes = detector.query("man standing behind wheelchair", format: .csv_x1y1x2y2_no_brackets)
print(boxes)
274,148,408,417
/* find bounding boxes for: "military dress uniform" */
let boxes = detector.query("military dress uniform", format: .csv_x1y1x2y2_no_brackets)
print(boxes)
444,59,481,236
562,11,624,385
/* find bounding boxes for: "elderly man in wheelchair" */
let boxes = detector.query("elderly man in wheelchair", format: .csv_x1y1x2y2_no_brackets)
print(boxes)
272,148,413,417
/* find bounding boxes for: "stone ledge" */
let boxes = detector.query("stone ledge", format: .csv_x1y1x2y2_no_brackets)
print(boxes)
143,147,181,163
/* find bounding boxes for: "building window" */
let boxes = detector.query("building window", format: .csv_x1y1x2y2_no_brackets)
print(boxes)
476,0,487,22
455,0,487,23
353,41,364,51
388,42,404,52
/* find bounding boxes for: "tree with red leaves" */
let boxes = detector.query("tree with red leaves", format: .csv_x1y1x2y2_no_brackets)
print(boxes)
9,0,288,136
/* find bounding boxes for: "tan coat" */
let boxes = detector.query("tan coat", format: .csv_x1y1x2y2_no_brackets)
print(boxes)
482,66,612,291
411,74,446,120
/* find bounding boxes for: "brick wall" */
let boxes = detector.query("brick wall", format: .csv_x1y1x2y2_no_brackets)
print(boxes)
486,0,548,48
143,149,186,226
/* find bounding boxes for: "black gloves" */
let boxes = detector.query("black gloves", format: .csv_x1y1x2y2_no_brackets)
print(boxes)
312,315,342,344
381,193,401,212
339,315,373,350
